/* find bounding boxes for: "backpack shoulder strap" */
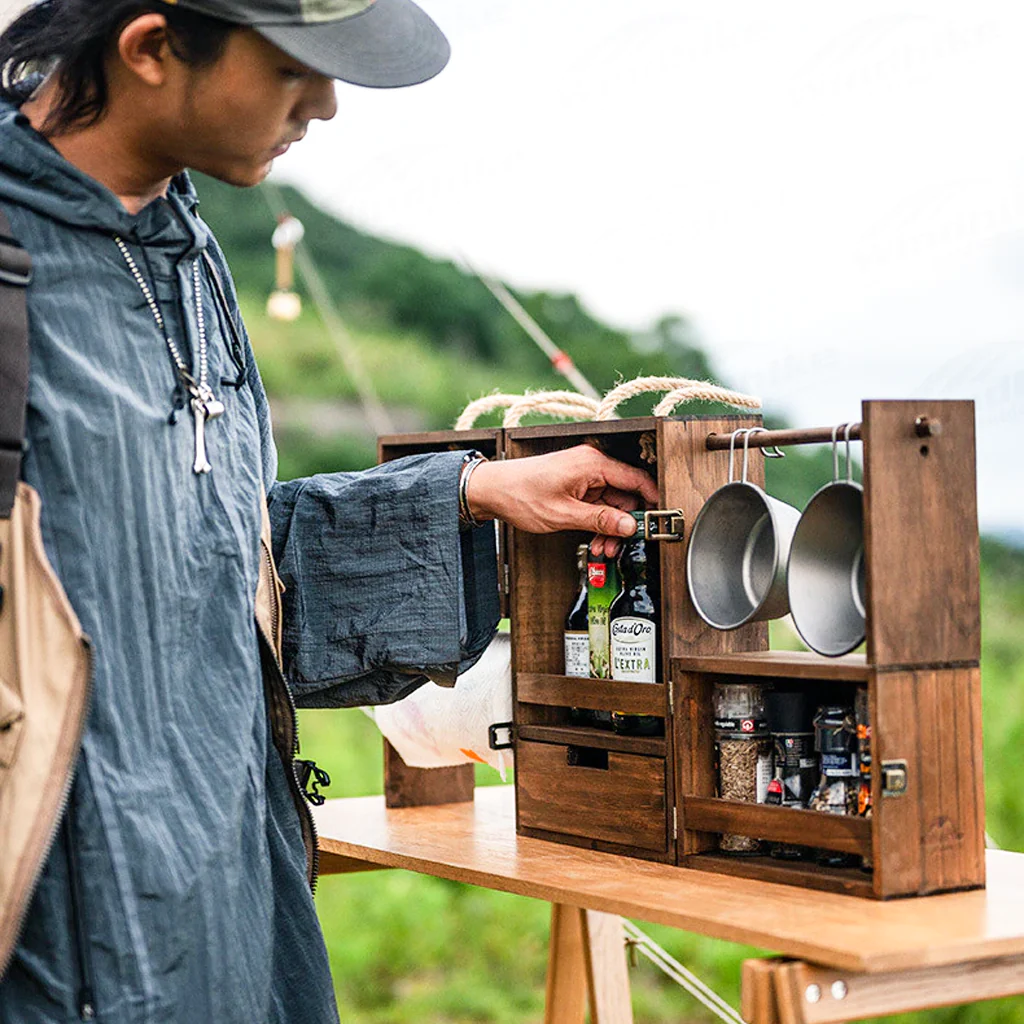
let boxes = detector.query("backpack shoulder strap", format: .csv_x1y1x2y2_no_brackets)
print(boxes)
0,205,32,518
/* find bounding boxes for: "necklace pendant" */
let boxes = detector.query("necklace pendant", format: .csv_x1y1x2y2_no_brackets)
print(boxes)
191,397,214,475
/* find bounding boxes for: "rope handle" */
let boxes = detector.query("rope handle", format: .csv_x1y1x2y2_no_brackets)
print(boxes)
502,391,600,428
454,394,522,431
455,377,761,431
595,376,761,420
652,383,762,417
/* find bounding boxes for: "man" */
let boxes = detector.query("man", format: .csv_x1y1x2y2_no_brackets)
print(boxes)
0,2,657,1021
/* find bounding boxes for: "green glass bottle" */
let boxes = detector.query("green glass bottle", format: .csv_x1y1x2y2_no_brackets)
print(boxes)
610,512,662,737
565,544,593,726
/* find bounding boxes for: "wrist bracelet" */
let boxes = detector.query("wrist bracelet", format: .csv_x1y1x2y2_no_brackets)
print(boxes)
458,452,488,529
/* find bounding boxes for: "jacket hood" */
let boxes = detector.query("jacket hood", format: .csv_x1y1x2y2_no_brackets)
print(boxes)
0,98,209,254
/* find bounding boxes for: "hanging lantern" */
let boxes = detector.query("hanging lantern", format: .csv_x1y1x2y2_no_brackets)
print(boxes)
266,214,305,321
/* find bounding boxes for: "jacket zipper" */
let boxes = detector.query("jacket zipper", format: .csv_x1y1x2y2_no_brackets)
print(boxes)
256,543,320,892
63,802,97,1021
0,637,93,982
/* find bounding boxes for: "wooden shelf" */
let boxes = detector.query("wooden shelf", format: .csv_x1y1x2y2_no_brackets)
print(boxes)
517,724,666,757
671,650,870,681
683,852,876,899
681,797,872,857
516,673,668,716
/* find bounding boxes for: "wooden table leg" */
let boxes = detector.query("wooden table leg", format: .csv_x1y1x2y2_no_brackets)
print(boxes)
545,904,634,1024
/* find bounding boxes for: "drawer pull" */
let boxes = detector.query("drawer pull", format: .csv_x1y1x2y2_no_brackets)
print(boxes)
566,746,609,770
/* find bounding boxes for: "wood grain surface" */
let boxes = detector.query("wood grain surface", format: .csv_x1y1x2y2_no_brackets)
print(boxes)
516,741,668,852
873,666,986,897
861,400,980,667
671,651,869,682
767,954,1024,1023
681,797,872,856
315,787,1024,974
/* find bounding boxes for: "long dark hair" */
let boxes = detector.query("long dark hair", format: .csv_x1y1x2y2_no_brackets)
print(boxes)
0,1,235,134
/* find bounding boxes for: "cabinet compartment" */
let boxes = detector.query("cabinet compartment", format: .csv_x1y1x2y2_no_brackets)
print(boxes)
516,739,669,853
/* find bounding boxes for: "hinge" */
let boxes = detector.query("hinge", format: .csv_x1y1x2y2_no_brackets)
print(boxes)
503,561,511,596
667,677,674,711
672,805,678,840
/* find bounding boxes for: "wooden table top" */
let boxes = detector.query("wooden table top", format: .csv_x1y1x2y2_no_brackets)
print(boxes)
314,785,1024,974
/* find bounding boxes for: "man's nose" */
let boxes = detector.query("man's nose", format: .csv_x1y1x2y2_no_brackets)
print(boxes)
304,76,338,123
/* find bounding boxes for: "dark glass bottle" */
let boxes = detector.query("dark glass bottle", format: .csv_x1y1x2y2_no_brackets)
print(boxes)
610,514,662,737
564,544,594,726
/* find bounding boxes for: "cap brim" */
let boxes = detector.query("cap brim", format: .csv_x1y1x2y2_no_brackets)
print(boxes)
256,0,450,88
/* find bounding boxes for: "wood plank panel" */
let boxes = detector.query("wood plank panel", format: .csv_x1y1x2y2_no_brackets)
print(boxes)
545,904,589,1024
383,740,475,809
671,651,869,681
873,668,985,897
517,741,668,852
516,672,667,716
681,798,872,857
771,955,1024,1023
516,724,666,757
656,417,769,661
682,853,876,899
582,910,635,1024
861,400,980,667
674,670,717,855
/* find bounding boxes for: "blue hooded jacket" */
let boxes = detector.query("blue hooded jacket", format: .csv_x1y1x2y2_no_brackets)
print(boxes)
0,99,499,1023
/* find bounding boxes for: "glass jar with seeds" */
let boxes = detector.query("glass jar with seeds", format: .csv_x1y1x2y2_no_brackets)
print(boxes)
713,681,773,854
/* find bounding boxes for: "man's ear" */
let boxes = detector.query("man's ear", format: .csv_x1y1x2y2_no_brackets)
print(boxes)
117,13,174,88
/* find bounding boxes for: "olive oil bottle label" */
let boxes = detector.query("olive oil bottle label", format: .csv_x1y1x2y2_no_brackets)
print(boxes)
564,632,589,677
610,617,656,683
587,558,618,679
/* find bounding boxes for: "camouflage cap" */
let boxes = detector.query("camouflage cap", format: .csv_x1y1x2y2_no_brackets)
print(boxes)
164,0,450,88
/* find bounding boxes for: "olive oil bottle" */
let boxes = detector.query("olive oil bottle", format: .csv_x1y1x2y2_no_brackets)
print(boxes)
610,513,662,736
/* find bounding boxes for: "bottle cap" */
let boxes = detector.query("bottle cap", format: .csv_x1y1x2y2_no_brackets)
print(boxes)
765,690,813,734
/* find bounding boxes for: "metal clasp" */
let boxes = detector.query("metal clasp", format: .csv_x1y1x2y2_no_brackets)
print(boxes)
641,509,685,542
881,760,908,797
488,722,515,750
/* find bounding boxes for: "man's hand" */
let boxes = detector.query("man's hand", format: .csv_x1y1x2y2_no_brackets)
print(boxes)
466,445,659,556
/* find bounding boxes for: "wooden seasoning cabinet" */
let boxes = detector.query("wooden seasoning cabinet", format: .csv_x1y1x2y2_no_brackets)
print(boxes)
379,400,985,899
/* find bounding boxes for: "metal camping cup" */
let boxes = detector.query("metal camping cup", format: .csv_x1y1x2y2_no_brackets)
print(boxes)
687,429,802,629
787,424,866,657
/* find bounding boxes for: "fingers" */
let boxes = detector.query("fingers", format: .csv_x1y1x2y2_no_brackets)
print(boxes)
600,487,642,512
589,534,623,558
576,501,637,540
591,453,659,506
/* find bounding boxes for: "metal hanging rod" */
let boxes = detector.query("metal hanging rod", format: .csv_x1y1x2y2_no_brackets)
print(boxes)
706,423,863,450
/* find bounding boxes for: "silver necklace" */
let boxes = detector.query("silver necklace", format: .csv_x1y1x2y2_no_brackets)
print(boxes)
114,237,224,474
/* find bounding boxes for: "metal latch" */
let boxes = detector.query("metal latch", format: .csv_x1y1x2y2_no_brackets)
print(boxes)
488,722,515,750
640,509,685,542
881,760,908,797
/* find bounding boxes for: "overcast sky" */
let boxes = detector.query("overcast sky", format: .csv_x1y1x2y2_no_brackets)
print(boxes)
272,1,1024,535
2,1,1022,534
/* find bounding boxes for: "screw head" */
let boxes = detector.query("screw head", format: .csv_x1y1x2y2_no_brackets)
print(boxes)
831,980,849,1000
805,984,822,1004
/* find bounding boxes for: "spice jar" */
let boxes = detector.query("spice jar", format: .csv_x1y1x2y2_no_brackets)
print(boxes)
714,682,772,854
809,703,858,867
764,690,817,860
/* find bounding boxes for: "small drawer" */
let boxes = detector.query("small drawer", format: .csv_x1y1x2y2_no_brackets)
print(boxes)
516,740,668,852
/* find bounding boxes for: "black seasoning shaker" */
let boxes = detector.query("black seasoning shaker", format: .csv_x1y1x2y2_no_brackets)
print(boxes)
764,690,817,860
809,703,859,867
